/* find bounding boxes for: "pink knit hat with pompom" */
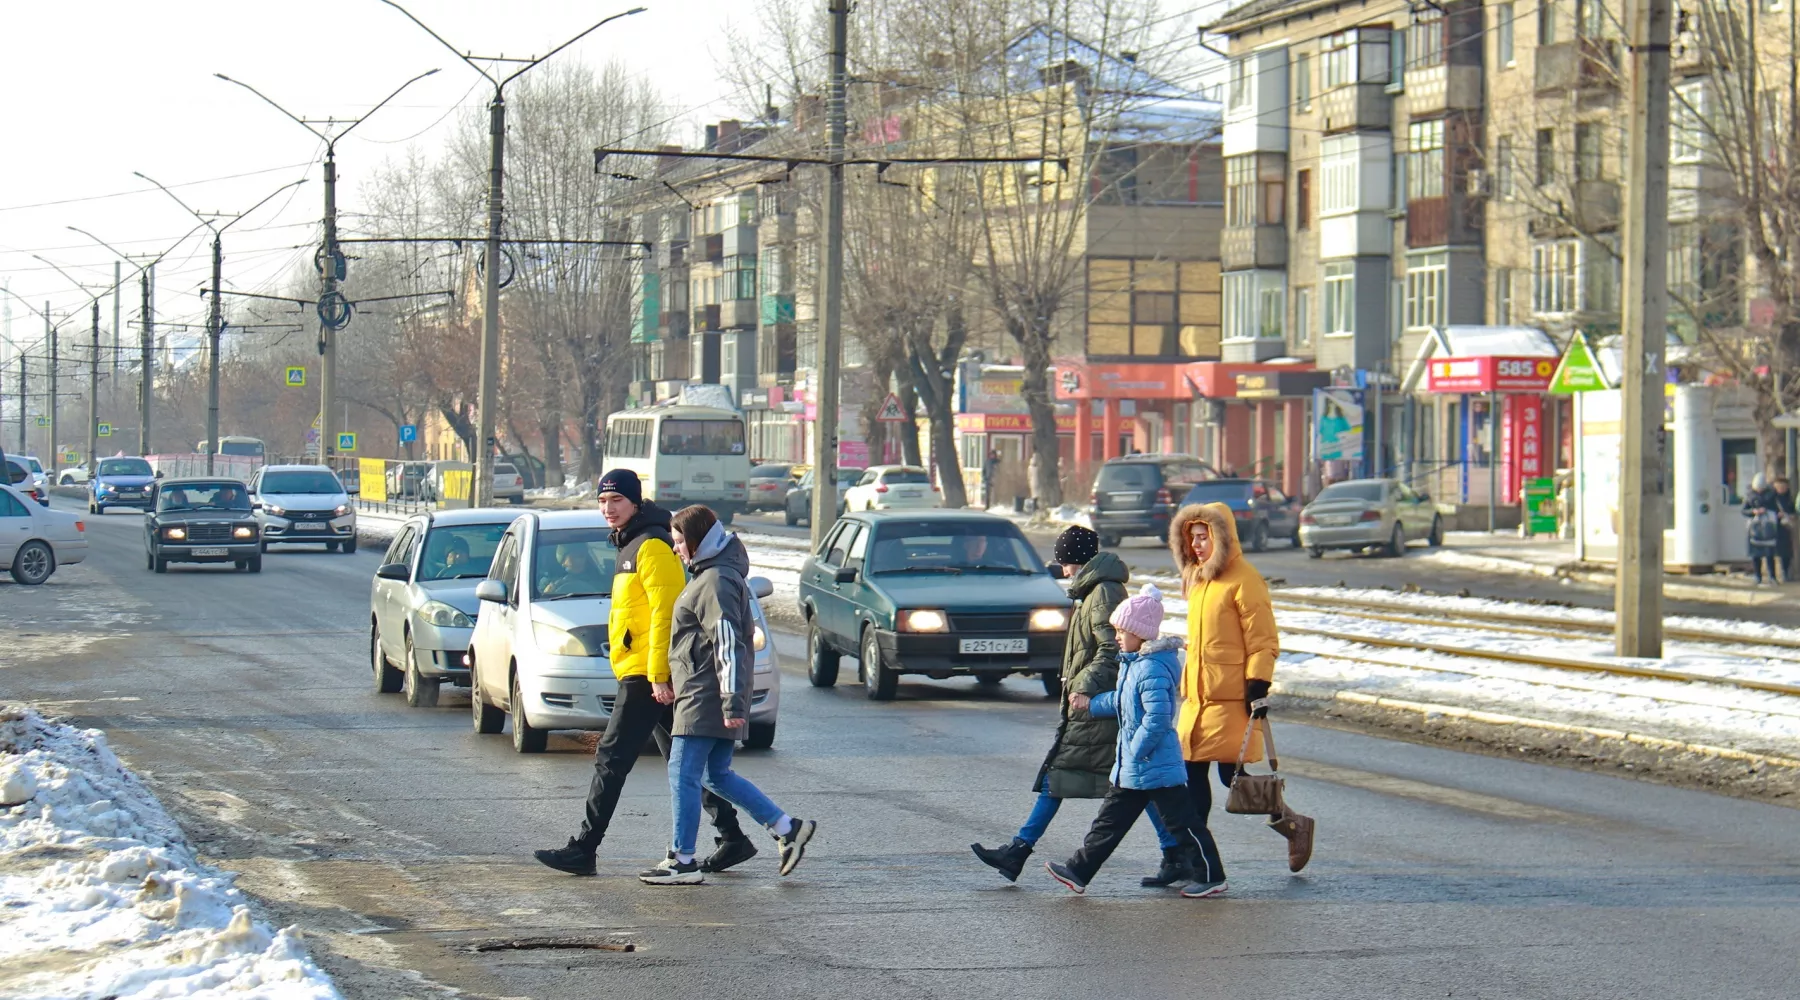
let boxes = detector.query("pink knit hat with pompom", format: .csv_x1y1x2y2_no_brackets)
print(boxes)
1109,583,1165,642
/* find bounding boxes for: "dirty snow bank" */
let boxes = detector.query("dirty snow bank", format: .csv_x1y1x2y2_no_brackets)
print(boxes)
0,705,341,1000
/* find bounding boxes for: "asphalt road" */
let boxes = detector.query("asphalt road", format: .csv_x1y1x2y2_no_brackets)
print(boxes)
4,500,1799,999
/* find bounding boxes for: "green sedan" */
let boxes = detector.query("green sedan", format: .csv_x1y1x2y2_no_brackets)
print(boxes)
797,510,1073,700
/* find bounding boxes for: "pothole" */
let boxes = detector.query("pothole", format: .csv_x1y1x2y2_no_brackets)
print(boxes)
467,936,636,953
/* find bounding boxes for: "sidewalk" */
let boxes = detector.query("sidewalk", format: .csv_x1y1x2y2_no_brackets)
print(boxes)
1419,531,1786,607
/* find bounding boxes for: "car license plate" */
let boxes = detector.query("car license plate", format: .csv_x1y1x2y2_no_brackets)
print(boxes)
293,522,327,531
192,547,228,556
959,637,1028,654
1321,514,1353,526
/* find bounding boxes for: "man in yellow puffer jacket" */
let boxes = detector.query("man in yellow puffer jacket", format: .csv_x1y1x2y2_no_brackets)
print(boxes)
535,469,754,875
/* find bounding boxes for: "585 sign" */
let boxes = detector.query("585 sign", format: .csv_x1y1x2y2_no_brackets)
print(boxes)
1426,356,1555,393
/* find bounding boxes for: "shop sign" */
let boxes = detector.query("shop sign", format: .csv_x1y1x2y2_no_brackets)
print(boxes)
1522,476,1558,536
1235,370,1330,399
954,413,1076,434
1501,394,1545,504
1547,333,1610,394
1427,356,1556,393
838,440,869,469
964,372,1031,415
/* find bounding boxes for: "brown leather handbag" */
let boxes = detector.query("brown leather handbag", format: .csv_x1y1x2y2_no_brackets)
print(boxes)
1225,715,1286,815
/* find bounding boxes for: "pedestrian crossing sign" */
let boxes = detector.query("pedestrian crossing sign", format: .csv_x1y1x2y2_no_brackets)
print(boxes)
285,366,307,387
97,423,112,437
336,432,357,453
34,416,49,427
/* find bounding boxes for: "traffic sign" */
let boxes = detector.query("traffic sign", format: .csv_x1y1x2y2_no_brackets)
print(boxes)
97,423,112,437
34,416,49,427
336,432,357,453
285,366,307,387
876,393,907,422
1547,332,1610,394
399,424,418,443
63,451,79,464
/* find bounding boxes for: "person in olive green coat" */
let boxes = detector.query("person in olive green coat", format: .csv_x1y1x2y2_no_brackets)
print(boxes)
971,526,1183,881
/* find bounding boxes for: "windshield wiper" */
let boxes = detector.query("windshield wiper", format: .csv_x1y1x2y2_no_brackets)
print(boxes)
539,590,609,600
957,565,1039,575
875,565,962,575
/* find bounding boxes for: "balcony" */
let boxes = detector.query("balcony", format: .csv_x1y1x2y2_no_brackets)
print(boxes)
659,310,689,340
1527,180,1620,237
723,298,758,329
698,233,724,263
1318,83,1390,134
1220,225,1288,270
1668,164,1731,223
1220,337,1288,363
761,292,796,326
1403,63,1482,116
1535,39,1621,100
722,224,758,257
1319,211,1392,258
653,239,687,270
1405,192,1482,249
692,303,721,331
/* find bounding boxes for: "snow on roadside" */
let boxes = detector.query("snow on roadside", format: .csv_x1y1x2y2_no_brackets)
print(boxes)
0,705,342,1000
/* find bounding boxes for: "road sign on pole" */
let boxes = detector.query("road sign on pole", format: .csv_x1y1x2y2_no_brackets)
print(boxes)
336,432,357,453
285,366,307,387
399,424,418,443
876,393,907,422
97,423,112,437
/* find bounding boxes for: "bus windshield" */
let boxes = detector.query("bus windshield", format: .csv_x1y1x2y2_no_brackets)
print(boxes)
219,439,265,458
659,419,746,456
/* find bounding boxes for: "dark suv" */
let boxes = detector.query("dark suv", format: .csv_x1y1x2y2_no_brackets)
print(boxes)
1087,455,1218,546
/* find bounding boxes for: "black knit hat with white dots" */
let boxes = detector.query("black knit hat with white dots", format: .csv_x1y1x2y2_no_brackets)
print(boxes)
1053,525,1100,565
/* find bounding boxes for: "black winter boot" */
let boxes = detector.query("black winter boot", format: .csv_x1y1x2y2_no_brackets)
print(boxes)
1139,846,1192,888
970,837,1033,882
533,837,597,876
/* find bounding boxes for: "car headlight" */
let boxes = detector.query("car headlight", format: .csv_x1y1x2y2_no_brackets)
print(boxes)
753,624,767,651
233,525,255,538
1029,607,1069,632
420,600,475,629
531,621,609,657
164,526,186,540
333,504,351,516
897,609,948,633
264,504,286,517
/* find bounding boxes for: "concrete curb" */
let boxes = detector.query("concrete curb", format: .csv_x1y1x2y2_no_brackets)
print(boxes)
1275,680,1800,771
1423,548,1783,607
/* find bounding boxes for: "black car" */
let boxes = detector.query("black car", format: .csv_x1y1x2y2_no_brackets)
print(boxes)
1180,478,1303,552
784,467,858,526
1086,454,1218,546
145,478,263,573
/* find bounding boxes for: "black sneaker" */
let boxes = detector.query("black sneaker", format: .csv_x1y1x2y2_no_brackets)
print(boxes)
1140,847,1192,888
1044,860,1088,894
639,858,704,885
776,819,816,876
701,836,759,873
533,838,597,876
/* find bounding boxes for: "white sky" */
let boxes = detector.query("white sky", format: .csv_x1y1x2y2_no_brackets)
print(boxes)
0,0,753,357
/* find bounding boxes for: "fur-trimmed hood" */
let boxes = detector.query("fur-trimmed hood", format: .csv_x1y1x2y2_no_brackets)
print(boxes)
1140,635,1186,656
1169,502,1240,590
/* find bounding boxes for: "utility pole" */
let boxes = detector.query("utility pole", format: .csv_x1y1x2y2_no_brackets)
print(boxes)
111,260,121,377
206,233,223,475
475,91,505,503
88,299,99,473
809,0,850,542
320,151,339,471
140,265,153,455
46,308,57,477
1616,0,1673,658
16,356,24,455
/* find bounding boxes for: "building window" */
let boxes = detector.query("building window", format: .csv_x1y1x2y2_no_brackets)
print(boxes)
1407,119,1446,201
1575,123,1603,181
1576,0,1603,39
1295,286,1314,348
1404,252,1448,331
1498,3,1516,65
1495,267,1515,324
1229,56,1252,110
1259,286,1284,338
1583,236,1620,314
1535,129,1556,186
1532,239,1580,314
1226,156,1256,227
1222,271,1284,342
1295,169,1312,229
725,255,758,301
1672,81,1708,163
1539,1,1559,46
1295,52,1312,109
1323,262,1355,335
1321,33,1353,89
1408,8,1444,68
1320,136,1359,214
1496,135,1515,199
1088,259,1219,357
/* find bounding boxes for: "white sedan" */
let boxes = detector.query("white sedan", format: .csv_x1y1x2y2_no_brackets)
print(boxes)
1,483,87,584
843,465,942,512
467,509,781,753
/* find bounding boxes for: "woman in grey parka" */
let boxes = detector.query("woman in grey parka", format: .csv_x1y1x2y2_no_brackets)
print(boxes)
639,505,817,886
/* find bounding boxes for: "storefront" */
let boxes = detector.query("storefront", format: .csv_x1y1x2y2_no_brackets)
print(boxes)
1232,368,1329,498
1423,354,1557,505
740,386,806,465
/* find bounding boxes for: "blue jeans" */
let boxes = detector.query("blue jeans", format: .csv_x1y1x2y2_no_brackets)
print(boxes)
1015,791,1178,850
669,735,785,856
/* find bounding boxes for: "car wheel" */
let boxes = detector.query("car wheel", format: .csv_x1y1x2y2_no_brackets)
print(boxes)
1098,533,1119,548
88,501,97,514
744,721,776,750
371,622,403,693
10,540,54,585
1041,672,1063,699
1385,523,1406,558
403,631,440,708
1428,515,1444,547
1307,546,1324,559
976,672,1006,687
145,548,154,571
807,618,841,687
326,541,341,553
1250,520,1269,553
153,554,168,574
235,559,248,571
510,670,548,753
248,555,262,573
719,508,735,526
470,656,504,734
861,627,897,701
784,505,799,526
1291,525,1303,548
343,534,358,555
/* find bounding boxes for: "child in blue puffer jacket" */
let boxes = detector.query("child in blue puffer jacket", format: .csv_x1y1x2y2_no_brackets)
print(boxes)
1045,584,1226,898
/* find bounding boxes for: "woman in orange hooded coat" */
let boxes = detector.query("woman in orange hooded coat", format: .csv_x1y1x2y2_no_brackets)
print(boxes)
1168,502,1314,876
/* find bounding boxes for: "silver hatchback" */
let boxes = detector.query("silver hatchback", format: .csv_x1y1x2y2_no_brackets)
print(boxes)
370,508,525,706
1298,478,1444,558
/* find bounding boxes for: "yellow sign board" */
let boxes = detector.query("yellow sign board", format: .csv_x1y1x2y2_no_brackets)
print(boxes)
442,470,473,504
359,458,388,503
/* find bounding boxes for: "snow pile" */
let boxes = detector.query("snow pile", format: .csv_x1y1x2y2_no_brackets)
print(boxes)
0,705,342,1000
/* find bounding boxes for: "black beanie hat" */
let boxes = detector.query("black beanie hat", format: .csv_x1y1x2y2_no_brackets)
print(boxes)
596,468,643,507
1054,525,1100,565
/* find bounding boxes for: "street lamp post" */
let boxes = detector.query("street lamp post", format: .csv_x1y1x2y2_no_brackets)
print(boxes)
378,1,645,504
133,175,305,473
215,68,438,470
32,258,110,476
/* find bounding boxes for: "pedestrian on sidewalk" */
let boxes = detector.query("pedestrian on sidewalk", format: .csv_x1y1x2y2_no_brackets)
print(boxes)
1745,475,1783,585
971,526,1190,881
1772,477,1797,581
534,470,757,877
1168,502,1315,878
1044,584,1225,897
641,504,816,885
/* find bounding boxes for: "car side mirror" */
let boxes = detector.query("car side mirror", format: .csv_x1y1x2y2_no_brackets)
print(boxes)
154,470,164,479
1047,564,1066,579
834,566,858,584
252,502,263,511
376,563,411,582
475,579,508,603
748,575,774,599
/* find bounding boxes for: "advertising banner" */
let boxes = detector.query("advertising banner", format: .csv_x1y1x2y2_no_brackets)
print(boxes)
1313,387,1365,464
